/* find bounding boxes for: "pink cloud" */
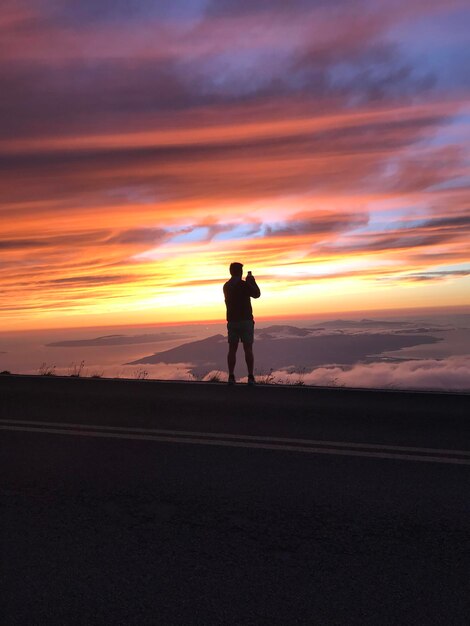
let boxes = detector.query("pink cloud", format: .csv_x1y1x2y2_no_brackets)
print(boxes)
269,356,470,391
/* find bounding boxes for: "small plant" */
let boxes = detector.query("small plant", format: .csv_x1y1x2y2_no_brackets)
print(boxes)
293,368,306,386
331,376,345,388
69,360,85,377
258,369,275,385
0,370,11,375
38,362,56,376
89,370,104,379
206,371,222,383
135,368,149,380
190,370,209,382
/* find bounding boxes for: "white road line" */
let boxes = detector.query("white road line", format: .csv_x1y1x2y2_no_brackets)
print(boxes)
0,418,469,457
1,423,470,466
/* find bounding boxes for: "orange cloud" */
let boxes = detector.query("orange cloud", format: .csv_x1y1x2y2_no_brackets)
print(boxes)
0,0,469,329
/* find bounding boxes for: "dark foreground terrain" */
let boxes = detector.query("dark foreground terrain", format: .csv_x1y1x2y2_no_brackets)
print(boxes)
1,375,469,625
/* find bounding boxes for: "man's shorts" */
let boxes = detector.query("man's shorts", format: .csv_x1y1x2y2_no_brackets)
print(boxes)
227,320,255,344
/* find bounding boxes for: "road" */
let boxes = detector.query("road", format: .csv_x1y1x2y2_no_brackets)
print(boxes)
1,376,470,625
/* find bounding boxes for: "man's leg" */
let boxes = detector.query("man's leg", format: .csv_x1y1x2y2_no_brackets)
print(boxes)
227,341,239,378
242,342,254,378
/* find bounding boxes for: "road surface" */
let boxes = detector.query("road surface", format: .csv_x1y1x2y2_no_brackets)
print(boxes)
1,376,469,625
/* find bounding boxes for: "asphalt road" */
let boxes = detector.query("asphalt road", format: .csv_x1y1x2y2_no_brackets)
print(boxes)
1,376,470,625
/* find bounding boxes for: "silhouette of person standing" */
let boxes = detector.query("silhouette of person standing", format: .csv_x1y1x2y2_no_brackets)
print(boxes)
223,262,261,385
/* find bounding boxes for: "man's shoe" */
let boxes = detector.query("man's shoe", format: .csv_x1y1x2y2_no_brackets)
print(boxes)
247,375,256,386
228,375,236,386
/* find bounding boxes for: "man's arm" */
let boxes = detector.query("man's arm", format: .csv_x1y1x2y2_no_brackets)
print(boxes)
247,276,261,298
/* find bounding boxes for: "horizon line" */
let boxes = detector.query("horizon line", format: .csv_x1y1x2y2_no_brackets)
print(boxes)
2,304,469,335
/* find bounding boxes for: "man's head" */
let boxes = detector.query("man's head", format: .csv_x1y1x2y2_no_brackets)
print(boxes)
229,262,243,278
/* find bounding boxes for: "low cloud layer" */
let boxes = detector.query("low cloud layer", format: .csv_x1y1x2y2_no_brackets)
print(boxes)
267,356,470,391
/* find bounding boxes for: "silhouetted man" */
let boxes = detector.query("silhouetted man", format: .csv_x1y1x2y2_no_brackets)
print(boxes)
223,262,261,385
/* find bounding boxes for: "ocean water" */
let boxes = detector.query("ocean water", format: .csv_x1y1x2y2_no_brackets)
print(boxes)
1,311,469,391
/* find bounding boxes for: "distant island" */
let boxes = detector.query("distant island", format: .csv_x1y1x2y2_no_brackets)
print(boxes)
127,324,441,377
47,332,188,348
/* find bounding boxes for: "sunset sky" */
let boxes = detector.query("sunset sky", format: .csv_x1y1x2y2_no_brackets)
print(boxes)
1,0,469,330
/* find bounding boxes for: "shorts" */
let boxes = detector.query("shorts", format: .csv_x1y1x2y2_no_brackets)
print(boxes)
227,320,255,344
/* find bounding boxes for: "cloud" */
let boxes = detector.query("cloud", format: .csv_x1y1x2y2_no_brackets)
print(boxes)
204,0,342,17
396,269,470,282
0,0,450,145
263,211,369,238
420,214,470,230
105,228,167,246
47,274,131,286
50,0,207,25
373,145,464,193
0,0,469,327
277,355,470,391
162,211,370,247
41,352,470,392
322,208,470,256
25,354,470,390
0,230,111,250
0,107,453,209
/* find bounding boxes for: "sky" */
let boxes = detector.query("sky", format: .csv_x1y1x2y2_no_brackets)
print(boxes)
1,0,469,330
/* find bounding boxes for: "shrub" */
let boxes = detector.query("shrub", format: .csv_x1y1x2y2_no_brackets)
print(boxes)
206,371,222,383
134,368,149,380
258,369,274,384
38,363,56,376
69,360,85,377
